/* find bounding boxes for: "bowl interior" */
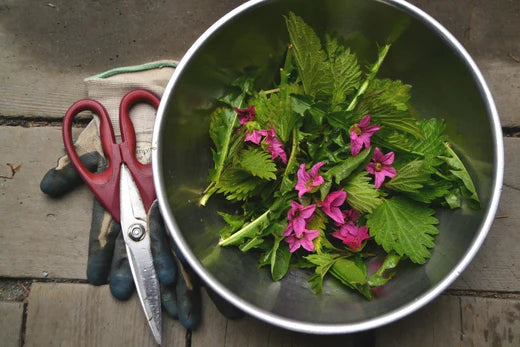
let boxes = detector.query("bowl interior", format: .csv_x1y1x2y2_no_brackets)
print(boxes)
156,0,499,330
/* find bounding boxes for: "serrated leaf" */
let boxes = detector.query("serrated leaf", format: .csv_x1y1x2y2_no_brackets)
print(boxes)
386,160,430,193
344,171,383,213
285,12,332,97
239,148,277,180
406,179,454,204
216,168,264,201
325,35,362,107
347,44,391,111
411,118,447,157
254,83,301,143
439,143,480,207
366,196,439,264
356,78,412,115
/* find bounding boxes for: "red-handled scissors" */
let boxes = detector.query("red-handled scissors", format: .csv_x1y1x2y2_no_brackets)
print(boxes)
62,89,163,344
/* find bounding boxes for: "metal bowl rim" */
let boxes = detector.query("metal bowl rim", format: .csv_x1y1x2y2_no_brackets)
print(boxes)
152,0,504,334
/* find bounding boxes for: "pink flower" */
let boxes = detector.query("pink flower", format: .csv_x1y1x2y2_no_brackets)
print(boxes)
266,136,287,163
320,190,347,224
262,126,287,164
244,125,287,164
234,106,255,125
295,162,325,198
332,222,370,251
244,129,263,144
334,209,360,227
285,228,320,253
366,147,397,189
284,201,316,237
350,115,380,156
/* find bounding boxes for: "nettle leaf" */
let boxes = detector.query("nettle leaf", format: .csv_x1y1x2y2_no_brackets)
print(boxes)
347,44,391,112
366,196,439,264
385,160,430,194
216,168,264,201
239,148,277,180
406,179,454,205
344,171,383,213
208,107,237,182
411,118,447,157
439,143,480,208
371,112,423,140
285,12,332,97
325,35,362,107
356,78,411,115
254,83,301,143
371,127,416,154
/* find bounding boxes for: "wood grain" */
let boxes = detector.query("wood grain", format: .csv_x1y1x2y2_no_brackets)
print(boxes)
0,301,24,347
461,297,520,346
192,289,365,347
375,295,462,346
24,282,186,347
0,0,247,119
0,126,91,279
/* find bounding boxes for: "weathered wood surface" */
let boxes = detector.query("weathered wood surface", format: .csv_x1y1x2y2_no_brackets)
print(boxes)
375,295,462,346
0,0,246,118
461,297,520,346
24,282,186,347
192,290,362,347
0,126,91,279
0,301,24,347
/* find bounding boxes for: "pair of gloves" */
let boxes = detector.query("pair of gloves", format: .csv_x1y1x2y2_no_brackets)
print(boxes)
40,62,242,329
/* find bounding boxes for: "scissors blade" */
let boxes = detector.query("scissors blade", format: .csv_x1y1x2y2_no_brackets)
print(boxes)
120,164,162,345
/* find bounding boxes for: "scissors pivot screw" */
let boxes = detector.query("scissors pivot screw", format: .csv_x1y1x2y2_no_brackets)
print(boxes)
129,224,146,241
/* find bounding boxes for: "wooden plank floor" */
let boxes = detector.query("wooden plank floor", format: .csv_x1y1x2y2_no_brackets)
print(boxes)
1,0,519,346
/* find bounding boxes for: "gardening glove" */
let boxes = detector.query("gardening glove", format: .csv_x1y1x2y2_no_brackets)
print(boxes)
40,61,203,328
40,62,243,327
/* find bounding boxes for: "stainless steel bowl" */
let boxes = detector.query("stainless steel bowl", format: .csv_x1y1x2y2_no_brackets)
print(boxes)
152,0,503,333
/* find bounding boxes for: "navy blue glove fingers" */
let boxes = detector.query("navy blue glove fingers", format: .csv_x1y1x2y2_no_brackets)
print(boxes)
175,263,201,330
109,231,134,300
160,283,179,319
86,198,120,285
149,201,177,286
40,152,103,197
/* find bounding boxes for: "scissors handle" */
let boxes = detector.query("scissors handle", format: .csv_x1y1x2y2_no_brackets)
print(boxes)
62,99,122,221
119,89,160,212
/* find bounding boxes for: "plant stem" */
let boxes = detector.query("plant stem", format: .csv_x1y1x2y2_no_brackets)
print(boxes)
218,210,270,246
199,184,217,206
346,44,391,112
